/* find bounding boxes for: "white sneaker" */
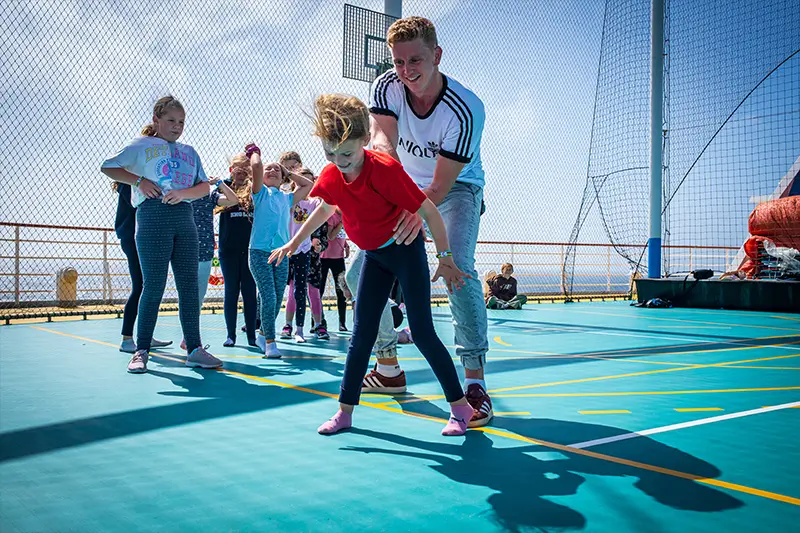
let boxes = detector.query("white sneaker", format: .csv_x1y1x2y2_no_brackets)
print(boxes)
186,345,223,369
294,333,306,343
263,342,282,359
255,333,267,353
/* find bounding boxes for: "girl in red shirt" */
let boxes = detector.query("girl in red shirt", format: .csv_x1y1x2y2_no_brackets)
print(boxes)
269,94,474,436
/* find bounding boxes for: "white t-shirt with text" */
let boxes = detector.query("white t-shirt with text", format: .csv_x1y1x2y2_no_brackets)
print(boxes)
102,136,208,207
369,71,485,189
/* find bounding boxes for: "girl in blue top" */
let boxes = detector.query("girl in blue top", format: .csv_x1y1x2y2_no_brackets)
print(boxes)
245,143,314,359
101,96,223,374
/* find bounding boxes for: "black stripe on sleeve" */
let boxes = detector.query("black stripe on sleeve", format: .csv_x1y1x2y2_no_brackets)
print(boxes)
372,71,398,112
369,107,398,119
438,149,471,164
442,89,474,158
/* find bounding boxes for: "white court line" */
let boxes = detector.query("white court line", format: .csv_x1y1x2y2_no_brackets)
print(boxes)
569,400,800,450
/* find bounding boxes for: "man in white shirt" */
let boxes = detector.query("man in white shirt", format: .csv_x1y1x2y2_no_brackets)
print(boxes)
346,16,492,427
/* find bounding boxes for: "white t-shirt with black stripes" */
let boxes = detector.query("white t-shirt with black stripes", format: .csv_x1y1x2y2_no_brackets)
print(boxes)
369,71,485,189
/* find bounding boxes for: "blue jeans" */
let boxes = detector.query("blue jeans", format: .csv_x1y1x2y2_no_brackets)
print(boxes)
345,182,489,370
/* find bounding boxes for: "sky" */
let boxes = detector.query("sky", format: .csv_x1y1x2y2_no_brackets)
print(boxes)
0,0,797,259
0,0,606,245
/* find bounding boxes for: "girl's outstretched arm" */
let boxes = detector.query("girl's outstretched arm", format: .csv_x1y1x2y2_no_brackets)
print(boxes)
269,201,335,265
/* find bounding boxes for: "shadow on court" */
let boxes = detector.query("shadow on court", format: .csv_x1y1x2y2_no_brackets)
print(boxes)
344,414,743,532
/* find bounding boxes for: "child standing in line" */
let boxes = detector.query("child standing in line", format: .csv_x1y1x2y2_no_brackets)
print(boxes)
179,176,239,350
101,95,222,373
112,182,173,353
282,168,330,342
269,94,473,436
246,144,314,358
319,208,350,332
217,154,259,347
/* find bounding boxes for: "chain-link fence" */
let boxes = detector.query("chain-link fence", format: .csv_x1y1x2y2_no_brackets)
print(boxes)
1,0,615,318
564,0,800,297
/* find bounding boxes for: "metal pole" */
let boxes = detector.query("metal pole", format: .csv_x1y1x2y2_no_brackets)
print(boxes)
14,225,20,306
648,0,665,278
384,0,402,18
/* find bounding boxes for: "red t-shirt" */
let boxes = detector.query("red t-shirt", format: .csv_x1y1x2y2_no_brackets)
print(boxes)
310,150,427,250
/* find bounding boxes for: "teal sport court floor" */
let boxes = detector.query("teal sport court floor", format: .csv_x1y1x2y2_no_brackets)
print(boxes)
1,301,799,532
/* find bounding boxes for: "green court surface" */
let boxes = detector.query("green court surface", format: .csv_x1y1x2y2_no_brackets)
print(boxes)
1,301,799,532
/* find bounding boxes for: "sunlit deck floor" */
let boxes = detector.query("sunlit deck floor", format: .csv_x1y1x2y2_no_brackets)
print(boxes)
1,301,799,532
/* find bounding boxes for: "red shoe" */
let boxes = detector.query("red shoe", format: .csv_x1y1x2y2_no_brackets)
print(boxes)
465,383,493,428
361,367,407,394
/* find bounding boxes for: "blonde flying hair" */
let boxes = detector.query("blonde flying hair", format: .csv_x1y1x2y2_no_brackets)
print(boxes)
312,94,370,149
387,16,438,49
141,95,185,137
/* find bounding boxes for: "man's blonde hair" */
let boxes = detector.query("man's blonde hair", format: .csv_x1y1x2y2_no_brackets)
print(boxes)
387,16,438,49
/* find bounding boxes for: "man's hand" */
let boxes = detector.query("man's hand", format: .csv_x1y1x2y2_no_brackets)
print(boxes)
393,210,424,245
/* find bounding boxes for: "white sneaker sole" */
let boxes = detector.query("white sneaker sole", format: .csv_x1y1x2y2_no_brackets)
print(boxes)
361,385,407,394
467,409,493,428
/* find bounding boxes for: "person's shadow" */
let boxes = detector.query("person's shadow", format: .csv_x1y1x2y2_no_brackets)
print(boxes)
343,413,743,532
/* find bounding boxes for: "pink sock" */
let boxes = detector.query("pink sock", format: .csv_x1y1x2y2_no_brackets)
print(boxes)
317,410,352,435
442,404,474,436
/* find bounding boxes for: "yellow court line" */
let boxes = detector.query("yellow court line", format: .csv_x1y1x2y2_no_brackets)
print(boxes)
649,326,731,329
578,410,631,415
571,309,800,333
28,325,800,507
773,315,800,323
674,408,724,412
394,351,800,404
493,411,530,416
487,350,800,395
492,334,800,363
724,365,800,370
762,405,800,409
493,336,512,347
490,386,800,398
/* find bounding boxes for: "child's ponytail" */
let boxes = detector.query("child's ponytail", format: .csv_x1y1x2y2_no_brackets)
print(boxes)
140,124,158,136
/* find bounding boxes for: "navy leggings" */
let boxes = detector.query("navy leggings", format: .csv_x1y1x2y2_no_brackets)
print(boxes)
119,238,143,337
339,235,464,406
287,252,309,327
135,200,200,352
219,251,257,342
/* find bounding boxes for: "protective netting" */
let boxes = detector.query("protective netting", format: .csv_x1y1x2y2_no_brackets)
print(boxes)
1,0,608,315
564,0,800,297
